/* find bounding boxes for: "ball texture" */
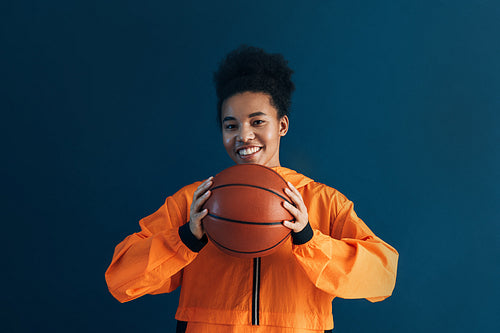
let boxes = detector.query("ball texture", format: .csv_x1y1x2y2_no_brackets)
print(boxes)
202,164,293,258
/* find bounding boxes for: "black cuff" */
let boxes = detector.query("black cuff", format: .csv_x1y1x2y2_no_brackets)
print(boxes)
178,223,208,253
291,222,313,245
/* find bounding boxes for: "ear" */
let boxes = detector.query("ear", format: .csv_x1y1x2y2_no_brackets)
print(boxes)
279,115,289,137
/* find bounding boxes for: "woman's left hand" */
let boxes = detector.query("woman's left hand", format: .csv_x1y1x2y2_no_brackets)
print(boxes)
282,182,309,233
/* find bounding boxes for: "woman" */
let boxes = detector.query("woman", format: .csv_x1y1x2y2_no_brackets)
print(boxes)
105,45,398,332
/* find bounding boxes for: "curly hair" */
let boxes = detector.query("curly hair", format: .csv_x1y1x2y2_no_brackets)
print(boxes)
213,45,295,126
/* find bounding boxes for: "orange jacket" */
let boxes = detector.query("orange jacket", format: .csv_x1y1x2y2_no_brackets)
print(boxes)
105,167,398,332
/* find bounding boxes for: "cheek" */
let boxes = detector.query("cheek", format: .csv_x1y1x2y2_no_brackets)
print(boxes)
222,134,233,151
261,128,280,145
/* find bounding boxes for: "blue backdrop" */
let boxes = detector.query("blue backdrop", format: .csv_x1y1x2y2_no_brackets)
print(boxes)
2,0,499,332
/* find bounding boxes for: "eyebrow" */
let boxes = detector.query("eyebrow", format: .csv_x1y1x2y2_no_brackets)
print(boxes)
222,111,267,123
248,111,266,118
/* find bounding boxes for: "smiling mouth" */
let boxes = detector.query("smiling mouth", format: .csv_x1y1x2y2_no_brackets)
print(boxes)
237,146,262,157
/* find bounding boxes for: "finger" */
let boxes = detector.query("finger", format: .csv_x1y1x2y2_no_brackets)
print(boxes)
287,181,298,192
195,208,209,220
285,183,307,211
282,220,298,231
191,183,211,211
197,176,214,191
283,200,300,218
284,187,301,206
200,176,214,191
191,209,208,226
194,177,213,198
193,190,211,212
288,182,304,197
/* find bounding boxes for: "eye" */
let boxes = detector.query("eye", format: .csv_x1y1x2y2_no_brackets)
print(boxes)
224,123,237,130
253,119,265,126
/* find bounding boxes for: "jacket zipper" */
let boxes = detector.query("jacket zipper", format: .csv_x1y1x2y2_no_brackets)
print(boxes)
252,257,261,325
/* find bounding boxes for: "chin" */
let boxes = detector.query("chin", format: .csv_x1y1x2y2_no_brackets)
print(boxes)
235,158,260,165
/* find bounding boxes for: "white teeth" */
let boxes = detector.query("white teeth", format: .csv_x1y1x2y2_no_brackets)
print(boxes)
238,147,261,156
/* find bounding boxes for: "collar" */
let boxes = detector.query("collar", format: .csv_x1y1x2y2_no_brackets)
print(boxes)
271,166,314,189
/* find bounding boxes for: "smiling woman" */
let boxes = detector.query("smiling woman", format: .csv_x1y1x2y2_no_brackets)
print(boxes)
221,92,289,167
105,45,399,333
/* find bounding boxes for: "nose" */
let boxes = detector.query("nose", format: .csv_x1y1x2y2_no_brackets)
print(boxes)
237,124,255,142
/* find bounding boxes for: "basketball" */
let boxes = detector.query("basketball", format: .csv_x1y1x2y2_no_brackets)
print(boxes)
202,164,293,258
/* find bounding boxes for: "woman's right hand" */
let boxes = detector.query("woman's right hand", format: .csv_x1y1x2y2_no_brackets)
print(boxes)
189,176,213,240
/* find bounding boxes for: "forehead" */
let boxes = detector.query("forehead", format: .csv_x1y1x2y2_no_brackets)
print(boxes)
221,91,278,120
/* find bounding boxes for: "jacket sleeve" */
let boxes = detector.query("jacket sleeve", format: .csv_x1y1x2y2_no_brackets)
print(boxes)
292,198,399,302
105,184,204,303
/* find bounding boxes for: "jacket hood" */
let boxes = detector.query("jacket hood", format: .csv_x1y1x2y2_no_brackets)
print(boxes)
271,166,314,189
